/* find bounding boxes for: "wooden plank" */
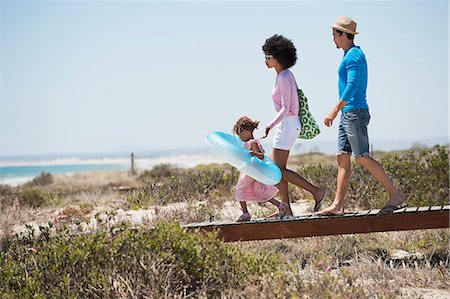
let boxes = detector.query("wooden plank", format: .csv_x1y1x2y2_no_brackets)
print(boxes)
417,206,431,212
393,207,407,214
405,207,419,213
355,210,371,217
430,206,444,211
368,210,379,216
184,207,450,242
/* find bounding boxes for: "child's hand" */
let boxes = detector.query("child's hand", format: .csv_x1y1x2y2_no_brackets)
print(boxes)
250,150,264,160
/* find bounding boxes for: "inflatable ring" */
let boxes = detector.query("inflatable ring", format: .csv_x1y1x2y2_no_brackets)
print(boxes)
205,131,282,185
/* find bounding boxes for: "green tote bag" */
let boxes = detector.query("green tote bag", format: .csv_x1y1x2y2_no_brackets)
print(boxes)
297,89,321,139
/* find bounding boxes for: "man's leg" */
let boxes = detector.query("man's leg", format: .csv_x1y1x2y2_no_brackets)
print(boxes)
316,153,350,215
355,156,406,206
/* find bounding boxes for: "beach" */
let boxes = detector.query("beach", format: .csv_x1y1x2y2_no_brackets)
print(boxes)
0,152,223,186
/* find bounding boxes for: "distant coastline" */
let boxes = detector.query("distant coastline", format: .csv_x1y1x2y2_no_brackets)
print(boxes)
0,151,223,186
1,137,447,186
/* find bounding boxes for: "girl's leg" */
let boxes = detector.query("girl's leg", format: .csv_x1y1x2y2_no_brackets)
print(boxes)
237,201,251,222
239,201,248,213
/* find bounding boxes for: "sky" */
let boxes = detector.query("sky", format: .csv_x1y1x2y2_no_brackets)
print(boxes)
1,0,448,156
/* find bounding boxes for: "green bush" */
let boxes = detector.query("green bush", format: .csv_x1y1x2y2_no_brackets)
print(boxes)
129,146,448,210
127,166,239,208
0,184,16,208
381,145,449,206
17,188,54,209
298,145,449,209
1,187,55,209
0,221,279,298
24,172,54,187
138,163,182,179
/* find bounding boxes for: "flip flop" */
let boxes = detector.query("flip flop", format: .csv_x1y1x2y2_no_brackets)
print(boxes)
378,203,407,215
278,202,286,219
236,212,251,222
316,209,344,216
314,189,328,212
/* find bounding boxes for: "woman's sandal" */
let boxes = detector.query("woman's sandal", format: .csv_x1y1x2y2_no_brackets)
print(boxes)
314,189,328,212
278,202,286,219
236,212,251,222
378,202,407,215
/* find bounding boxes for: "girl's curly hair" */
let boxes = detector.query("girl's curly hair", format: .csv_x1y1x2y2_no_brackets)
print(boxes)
233,116,260,134
262,34,297,69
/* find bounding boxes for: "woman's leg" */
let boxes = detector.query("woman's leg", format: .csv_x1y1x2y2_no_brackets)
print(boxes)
274,149,326,207
282,168,326,204
272,148,293,216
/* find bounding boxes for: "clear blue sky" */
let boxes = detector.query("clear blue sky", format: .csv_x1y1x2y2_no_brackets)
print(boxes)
1,0,448,156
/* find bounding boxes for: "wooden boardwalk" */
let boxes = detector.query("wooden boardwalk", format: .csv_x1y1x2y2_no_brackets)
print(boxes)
184,205,450,242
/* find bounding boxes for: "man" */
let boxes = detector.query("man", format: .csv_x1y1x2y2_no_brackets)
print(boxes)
318,16,406,215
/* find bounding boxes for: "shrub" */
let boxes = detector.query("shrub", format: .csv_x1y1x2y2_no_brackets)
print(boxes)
0,221,279,298
17,188,54,209
0,184,17,208
138,163,181,179
127,166,239,208
381,145,449,206
297,145,449,209
24,172,54,187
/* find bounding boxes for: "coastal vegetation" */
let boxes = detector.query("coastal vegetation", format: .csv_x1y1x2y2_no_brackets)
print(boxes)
0,145,448,298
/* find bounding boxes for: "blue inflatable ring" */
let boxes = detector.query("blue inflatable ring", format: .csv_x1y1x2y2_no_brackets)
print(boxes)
205,131,282,185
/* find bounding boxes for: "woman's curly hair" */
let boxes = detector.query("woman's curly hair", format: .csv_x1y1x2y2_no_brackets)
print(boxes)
262,34,297,69
233,116,260,134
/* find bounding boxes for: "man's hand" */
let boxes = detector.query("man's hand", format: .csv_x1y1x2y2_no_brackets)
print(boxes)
324,109,339,127
325,100,347,127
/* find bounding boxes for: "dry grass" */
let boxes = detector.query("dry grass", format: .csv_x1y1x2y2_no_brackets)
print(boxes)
0,150,449,298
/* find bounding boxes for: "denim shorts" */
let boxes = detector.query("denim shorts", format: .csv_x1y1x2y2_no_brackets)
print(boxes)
337,108,371,158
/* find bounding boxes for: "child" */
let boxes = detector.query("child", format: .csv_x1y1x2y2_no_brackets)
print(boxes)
233,116,285,222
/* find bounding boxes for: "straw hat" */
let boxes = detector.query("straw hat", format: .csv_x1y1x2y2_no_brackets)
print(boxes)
332,16,359,35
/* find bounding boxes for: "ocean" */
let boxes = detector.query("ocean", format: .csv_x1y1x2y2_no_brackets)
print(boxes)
2,138,447,186
0,150,222,186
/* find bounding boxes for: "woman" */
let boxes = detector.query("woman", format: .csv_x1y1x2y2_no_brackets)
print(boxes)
262,34,327,217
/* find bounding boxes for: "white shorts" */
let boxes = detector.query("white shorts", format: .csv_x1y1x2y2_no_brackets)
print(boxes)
272,115,301,150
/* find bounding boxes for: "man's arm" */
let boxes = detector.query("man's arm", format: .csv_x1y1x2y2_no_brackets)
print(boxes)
324,99,347,127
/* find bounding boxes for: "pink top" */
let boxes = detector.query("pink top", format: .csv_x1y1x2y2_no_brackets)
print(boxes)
243,139,264,154
236,138,278,202
268,69,299,129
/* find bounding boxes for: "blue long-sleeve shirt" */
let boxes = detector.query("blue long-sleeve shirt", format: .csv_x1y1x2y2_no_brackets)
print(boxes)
338,46,369,113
